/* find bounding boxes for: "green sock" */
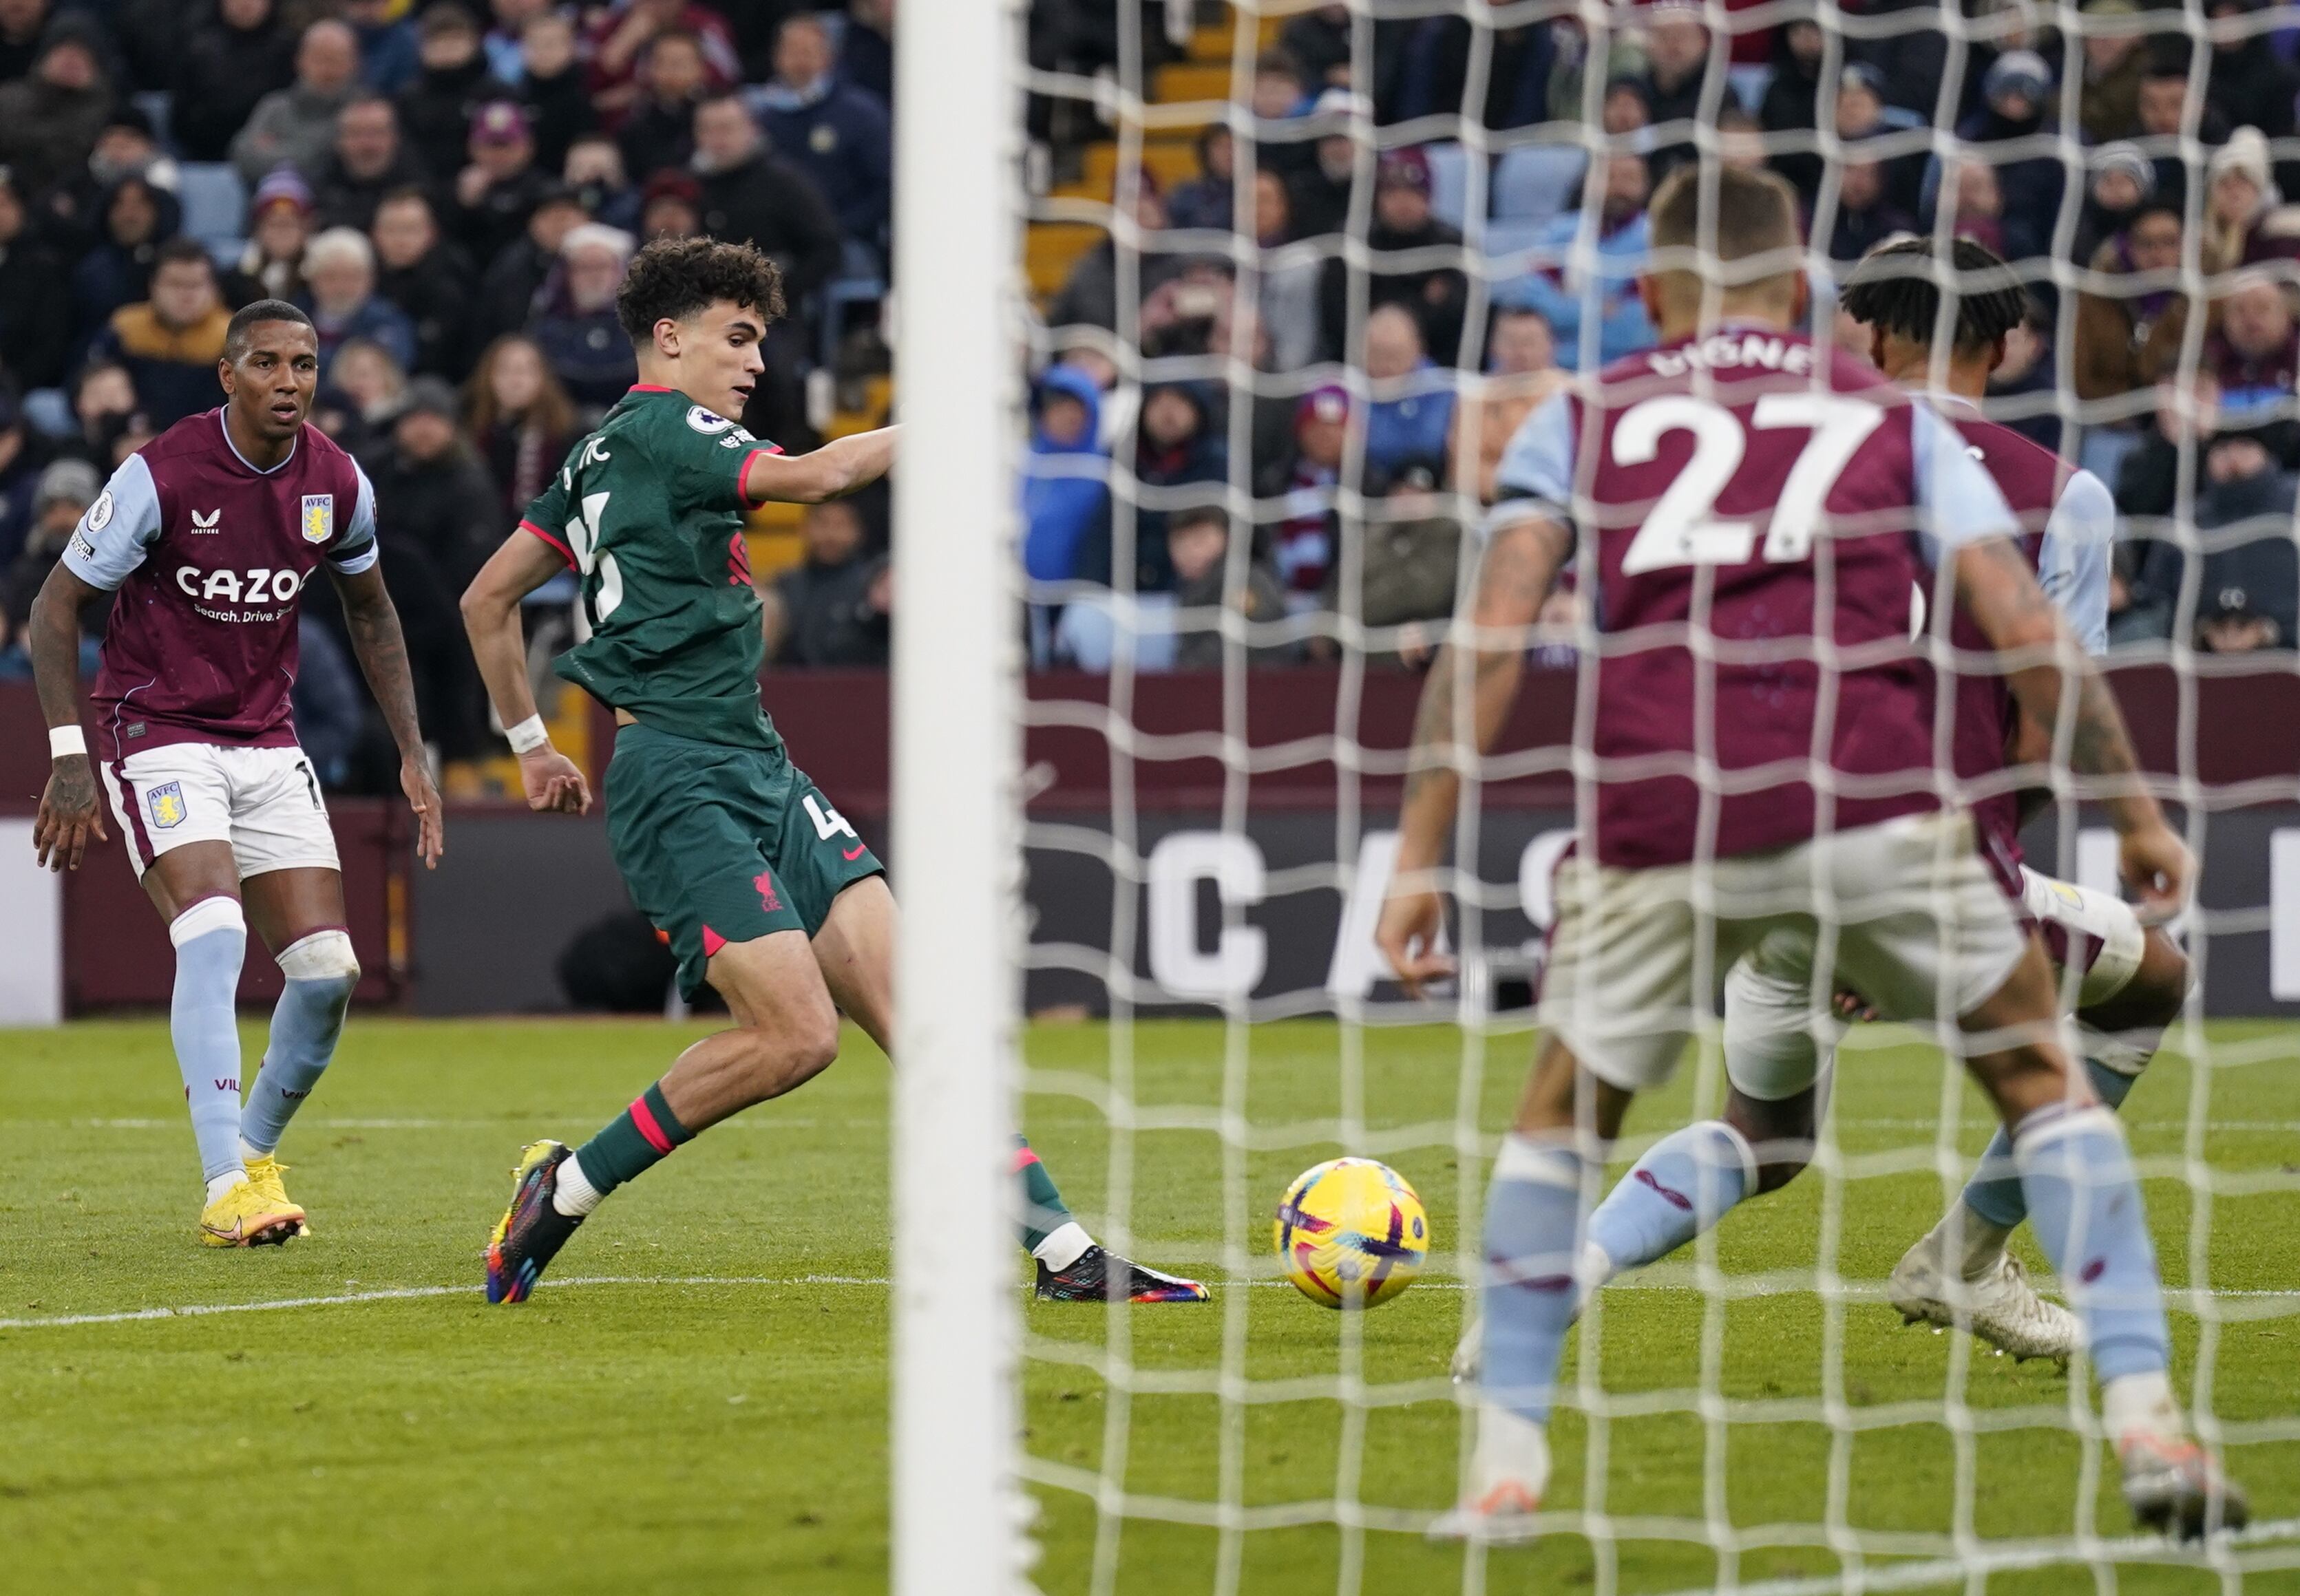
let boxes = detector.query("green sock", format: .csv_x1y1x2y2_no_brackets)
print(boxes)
573,1081,693,1195
1014,1138,1077,1253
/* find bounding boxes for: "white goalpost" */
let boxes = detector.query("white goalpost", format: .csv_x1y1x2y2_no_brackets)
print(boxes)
891,0,1028,1589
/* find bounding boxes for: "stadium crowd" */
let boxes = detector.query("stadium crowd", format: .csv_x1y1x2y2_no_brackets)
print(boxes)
0,1,2294,785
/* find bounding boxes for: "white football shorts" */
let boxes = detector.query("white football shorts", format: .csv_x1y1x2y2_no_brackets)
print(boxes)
1537,809,2030,1094
100,741,340,881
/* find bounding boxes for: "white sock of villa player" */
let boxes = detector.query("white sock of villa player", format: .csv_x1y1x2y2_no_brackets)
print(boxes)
2010,1103,2179,1431
240,929,360,1158
169,897,250,1195
1583,1120,1759,1280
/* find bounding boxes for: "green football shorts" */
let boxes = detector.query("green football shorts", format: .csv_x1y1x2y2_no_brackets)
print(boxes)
604,723,885,999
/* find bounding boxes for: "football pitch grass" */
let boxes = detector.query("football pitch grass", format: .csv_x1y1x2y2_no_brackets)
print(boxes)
3,1017,2295,1594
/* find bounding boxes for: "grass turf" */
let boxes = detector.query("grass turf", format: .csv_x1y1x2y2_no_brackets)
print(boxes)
1,1016,2294,1593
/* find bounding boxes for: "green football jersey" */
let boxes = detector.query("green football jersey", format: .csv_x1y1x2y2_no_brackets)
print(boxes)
520,385,781,749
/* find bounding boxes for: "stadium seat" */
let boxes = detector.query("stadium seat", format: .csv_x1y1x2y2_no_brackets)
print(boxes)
1423,141,1469,231
177,163,248,254
1053,591,1181,672
1491,145,1585,223
1481,215,1550,269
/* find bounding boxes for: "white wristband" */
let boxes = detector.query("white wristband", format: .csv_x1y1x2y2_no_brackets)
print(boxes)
50,725,87,760
505,714,550,755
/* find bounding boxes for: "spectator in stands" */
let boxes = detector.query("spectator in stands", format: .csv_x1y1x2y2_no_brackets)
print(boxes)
303,225,416,379
1762,17,1827,203
692,93,844,310
1125,382,1225,593
618,29,708,184
842,0,894,108
228,166,315,306
176,0,299,165
1833,64,1924,215
0,0,48,85
400,4,514,184
2078,0,2149,143
370,373,501,597
1048,169,1179,334
1265,384,1345,606
1,458,102,653
1638,1,1710,187
1167,125,1235,232
2073,143,2155,269
90,237,230,428
1363,304,1454,478
2203,129,2300,273
640,167,701,240
529,221,638,407
0,382,55,579
1943,159,2005,255
344,0,419,94
0,167,70,390
765,498,892,668
2195,416,2300,652
1949,50,2064,266
1022,364,1112,595
311,334,404,462
452,100,551,272
1985,300,2063,454
1359,460,1461,669
2205,275,2300,416
465,332,575,522
69,173,179,343
56,359,149,470
1392,9,1554,131
0,23,112,204
474,182,586,343
313,95,423,235
2135,50,2222,211
1493,151,1654,370
484,0,548,83
1318,147,1466,365
2205,1,2300,170
1717,106,1766,173
1287,87,1363,240
1168,505,1289,670
1451,306,1563,504
233,19,362,186
566,134,642,232
1248,48,1309,169
1828,146,1915,264
756,13,894,251
584,0,741,125
38,106,178,261
1247,171,1319,373
291,611,367,787
516,10,595,173
2074,198,2186,401
374,187,476,381
2116,372,2219,523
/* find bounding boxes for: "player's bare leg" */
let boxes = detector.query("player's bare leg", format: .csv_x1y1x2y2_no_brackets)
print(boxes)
138,844,304,1248
235,866,362,1235
1954,941,2244,1536
811,878,1205,1302
1892,924,2192,1360
487,930,839,1302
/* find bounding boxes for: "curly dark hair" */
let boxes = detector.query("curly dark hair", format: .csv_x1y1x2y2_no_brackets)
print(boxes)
614,235,788,346
1842,237,2031,358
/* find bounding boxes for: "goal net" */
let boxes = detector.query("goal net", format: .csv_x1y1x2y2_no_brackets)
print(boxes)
896,0,2300,1590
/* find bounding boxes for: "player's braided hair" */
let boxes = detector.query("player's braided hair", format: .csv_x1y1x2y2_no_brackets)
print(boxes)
615,235,788,345
1842,237,2030,357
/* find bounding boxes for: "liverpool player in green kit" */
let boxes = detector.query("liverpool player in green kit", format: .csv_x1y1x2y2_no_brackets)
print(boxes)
463,236,1205,1305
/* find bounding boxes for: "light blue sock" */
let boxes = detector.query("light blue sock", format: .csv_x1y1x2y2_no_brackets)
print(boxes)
1963,1056,2140,1229
1481,1136,1591,1423
2014,1104,2171,1381
242,930,359,1156
1585,1120,1756,1276
169,897,249,1184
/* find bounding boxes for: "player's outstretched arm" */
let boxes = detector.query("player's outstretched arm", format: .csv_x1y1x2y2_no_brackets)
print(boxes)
25,563,108,871
459,533,592,816
1376,513,1572,995
739,425,900,506
330,563,445,869
1954,535,2189,918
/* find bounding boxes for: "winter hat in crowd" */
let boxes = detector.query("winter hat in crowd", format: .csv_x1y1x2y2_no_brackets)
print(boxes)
2211,127,2280,204
1983,50,2052,110
1377,147,1433,194
2093,141,2156,199
470,100,531,148
251,164,315,216
395,376,461,424
560,221,636,262
1296,384,1351,427
36,458,101,511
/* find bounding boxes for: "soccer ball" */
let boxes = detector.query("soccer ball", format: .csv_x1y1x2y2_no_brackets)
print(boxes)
1273,1158,1428,1309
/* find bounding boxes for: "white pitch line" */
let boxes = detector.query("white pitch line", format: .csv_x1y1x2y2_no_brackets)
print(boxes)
1651,1516,2300,1596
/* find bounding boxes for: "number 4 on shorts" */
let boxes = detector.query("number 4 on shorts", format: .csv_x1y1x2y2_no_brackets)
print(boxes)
803,794,858,842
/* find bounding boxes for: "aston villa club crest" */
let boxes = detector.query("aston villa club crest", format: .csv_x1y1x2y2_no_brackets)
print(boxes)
300,494,334,544
148,782,187,829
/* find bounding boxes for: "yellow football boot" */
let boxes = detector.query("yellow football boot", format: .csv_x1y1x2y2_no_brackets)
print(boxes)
198,1174,307,1248
242,1155,313,1237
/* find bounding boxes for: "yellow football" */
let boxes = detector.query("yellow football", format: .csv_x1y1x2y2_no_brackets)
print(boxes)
1273,1157,1428,1309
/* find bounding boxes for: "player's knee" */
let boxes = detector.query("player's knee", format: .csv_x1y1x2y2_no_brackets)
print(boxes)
737,994,839,1089
277,928,360,990
1724,1092,1816,1195
2124,934,2191,1028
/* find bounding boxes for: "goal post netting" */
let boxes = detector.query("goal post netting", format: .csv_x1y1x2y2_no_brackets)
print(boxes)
896,0,2300,1589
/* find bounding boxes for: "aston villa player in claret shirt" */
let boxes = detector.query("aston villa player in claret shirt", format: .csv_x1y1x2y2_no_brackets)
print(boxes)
1373,167,2242,1539
25,299,443,1249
